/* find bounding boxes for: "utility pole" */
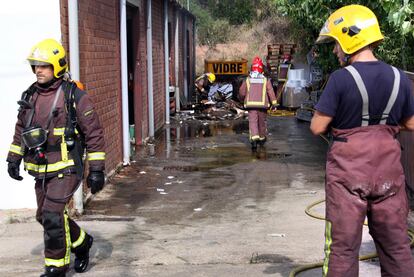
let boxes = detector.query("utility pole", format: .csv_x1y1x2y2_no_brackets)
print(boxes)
187,0,189,10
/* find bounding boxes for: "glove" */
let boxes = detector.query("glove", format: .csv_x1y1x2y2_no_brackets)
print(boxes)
8,160,23,181
87,170,105,194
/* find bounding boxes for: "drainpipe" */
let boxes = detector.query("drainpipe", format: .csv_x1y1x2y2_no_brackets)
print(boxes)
147,0,155,139
174,10,180,112
183,16,188,100
164,0,170,124
68,0,83,214
192,18,196,100
120,0,130,165
166,126,171,159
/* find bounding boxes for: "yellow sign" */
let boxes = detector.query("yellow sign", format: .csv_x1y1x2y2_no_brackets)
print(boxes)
204,59,248,76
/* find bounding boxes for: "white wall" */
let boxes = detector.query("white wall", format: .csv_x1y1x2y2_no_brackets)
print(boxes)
0,1,61,209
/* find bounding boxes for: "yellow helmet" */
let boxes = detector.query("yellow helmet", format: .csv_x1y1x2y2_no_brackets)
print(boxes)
27,38,68,78
316,5,384,54
206,73,216,83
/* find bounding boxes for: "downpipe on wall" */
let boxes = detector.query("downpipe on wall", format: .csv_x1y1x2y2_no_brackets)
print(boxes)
147,0,155,140
68,0,83,214
120,0,130,165
164,0,170,124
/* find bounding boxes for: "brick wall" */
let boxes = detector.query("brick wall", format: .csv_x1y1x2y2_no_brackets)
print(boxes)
152,0,166,132
168,7,176,86
178,11,185,98
133,1,195,141
60,0,123,173
186,15,196,95
168,7,185,102
60,0,195,164
131,2,147,144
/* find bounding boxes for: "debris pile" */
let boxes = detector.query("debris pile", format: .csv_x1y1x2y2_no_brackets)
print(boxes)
177,82,247,121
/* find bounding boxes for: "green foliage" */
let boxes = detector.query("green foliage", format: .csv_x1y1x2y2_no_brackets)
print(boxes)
381,0,414,37
254,0,280,21
207,0,255,25
273,0,414,71
189,0,414,71
188,0,233,46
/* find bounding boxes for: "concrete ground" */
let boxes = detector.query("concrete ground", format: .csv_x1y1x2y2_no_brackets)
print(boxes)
1,116,413,277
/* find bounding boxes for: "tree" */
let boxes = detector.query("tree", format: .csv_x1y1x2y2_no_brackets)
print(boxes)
273,0,414,71
207,0,255,25
189,0,233,46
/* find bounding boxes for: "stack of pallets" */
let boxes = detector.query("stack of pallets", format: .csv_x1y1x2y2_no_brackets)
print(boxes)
267,44,281,77
266,43,296,79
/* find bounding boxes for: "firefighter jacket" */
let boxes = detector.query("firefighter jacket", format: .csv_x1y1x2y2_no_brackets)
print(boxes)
239,73,277,109
195,74,210,94
7,79,106,179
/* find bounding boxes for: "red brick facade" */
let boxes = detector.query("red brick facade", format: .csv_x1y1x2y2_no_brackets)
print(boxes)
60,0,195,174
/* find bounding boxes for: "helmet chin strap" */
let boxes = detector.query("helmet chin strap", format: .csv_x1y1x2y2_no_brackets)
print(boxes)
342,54,351,66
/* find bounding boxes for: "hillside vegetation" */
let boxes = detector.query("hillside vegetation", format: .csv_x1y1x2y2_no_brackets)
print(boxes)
180,0,414,74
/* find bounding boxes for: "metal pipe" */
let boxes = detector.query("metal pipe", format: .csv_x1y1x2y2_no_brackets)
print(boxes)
120,0,130,165
166,126,171,159
192,17,196,101
183,16,188,100
147,0,155,139
164,0,170,124
68,0,83,214
175,9,180,112
68,0,80,81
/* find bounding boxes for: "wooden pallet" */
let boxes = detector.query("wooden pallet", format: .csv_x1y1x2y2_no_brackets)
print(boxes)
267,43,296,57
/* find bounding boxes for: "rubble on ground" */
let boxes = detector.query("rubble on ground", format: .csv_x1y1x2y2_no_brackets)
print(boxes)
176,82,247,121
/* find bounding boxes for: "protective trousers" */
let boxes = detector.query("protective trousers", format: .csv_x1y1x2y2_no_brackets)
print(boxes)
35,174,88,269
323,125,414,277
248,109,267,141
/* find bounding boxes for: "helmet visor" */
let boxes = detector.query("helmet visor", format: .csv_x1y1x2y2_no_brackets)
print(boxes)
316,19,334,44
28,60,51,66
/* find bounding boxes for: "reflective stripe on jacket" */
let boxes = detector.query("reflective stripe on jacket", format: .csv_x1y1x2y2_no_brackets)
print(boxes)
7,79,106,178
238,76,277,109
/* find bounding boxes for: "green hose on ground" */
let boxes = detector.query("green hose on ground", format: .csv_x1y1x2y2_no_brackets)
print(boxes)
289,199,414,277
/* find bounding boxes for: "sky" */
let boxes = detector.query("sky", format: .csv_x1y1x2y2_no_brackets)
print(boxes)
0,0,61,209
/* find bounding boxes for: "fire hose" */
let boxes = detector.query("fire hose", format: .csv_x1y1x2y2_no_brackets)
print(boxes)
289,133,414,276
289,199,414,276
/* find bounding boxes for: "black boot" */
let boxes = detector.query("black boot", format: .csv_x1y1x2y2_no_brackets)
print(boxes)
258,138,266,147
40,266,66,277
73,234,94,273
251,140,258,151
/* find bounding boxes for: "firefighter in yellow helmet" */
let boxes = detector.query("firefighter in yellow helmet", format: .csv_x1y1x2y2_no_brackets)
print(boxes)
310,5,414,276
7,38,106,276
194,72,216,103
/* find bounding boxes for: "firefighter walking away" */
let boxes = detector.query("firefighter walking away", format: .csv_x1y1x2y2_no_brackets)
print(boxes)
6,38,106,276
239,56,278,150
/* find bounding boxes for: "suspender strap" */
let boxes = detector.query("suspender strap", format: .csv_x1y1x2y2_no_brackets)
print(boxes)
380,66,400,124
25,103,36,129
24,85,62,129
346,65,401,126
45,85,63,130
345,66,369,126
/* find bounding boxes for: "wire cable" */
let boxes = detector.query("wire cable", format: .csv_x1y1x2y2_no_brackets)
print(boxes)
289,199,414,277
